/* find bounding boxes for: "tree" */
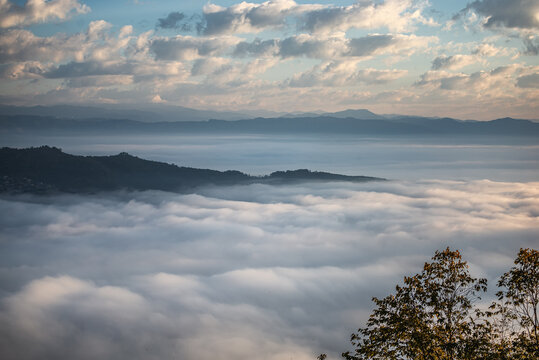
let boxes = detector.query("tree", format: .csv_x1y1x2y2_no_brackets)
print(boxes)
492,248,539,359
342,248,490,360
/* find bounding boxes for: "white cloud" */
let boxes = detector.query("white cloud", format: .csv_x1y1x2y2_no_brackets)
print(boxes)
191,57,231,76
0,0,535,118
462,0,539,30
234,33,437,59
288,60,407,87
199,0,320,35
431,54,480,71
417,64,539,93
430,42,518,71
298,0,436,34
0,180,537,359
0,28,84,63
455,0,539,55
0,0,89,28
150,35,241,61
198,0,435,35
0,20,133,65
0,60,47,79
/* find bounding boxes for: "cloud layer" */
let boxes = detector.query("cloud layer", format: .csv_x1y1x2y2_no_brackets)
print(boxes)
0,180,538,360
0,0,537,119
463,0,539,30
0,0,89,29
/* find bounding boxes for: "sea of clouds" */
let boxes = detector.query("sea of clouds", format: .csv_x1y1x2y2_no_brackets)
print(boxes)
0,179,538,360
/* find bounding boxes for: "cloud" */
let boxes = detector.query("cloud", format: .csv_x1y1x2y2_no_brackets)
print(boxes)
0,20,133,65
0,21,188,83
522,33,539,55
0,276,174,360
461,0,539,30
0,180,538,359
198,0,309,35
455,0,539,55
193,57,278,86
0,0,534,117
516,73,539,88
0,0,89,28
197,0,435,36
431,54,479,71
63,75,134,88
278,34,346,59
417,64,528,91
472,43,507,57
347,34,436,57
156,11,191,31
0,60,47,79
233,38,280,57
431,42,519,71
233,34,436,59
190,57,231,76
0,28,84,63
298,0,436,34
288,61,407,87
150,35,240,61
43,60,135,78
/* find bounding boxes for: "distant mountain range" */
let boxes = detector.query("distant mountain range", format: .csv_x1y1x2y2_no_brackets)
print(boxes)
0,104,383,122
0,104,254,122
0,147,383,194
1,113,538,137
1,104,537,137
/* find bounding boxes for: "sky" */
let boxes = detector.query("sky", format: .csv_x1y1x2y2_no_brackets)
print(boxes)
1,3,538,359
0,0,537,119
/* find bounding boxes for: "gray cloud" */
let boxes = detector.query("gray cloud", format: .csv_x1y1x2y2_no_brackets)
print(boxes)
522,34,539,55
44,60,135,78
279,35,342,58
150,35,240,61
0,61,47,79
462,0,539,30
347,35,394,56
1,179,536,359
288,61,407,87
516,73,539,88
0,20,133,68
197,0,304,35
454,1,539,58
156,11,191,31
233,34,436,60
416,64,537,92
233,38,280,57
431,54,478,70
63,75,133,88
298,0,432,34
0,29,82,63
197,0,431,36
0,0,89,29
190,57,230,76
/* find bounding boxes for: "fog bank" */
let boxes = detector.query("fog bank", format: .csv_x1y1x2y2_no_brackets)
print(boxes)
1,180,538,359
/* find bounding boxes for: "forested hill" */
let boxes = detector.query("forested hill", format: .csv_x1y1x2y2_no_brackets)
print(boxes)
0,147,383,194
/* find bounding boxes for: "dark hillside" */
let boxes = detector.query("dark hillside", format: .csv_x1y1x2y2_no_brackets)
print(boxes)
0,147,383,194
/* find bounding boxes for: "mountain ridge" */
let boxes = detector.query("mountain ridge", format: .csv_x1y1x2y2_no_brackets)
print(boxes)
0,146,384,194
2,114,538,137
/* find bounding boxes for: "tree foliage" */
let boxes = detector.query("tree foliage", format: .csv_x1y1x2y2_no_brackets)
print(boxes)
490,248,539,359
339,248,538,360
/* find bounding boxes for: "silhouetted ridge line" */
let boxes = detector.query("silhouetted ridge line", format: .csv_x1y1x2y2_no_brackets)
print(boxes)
0,146,384,194
1,114,538,136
